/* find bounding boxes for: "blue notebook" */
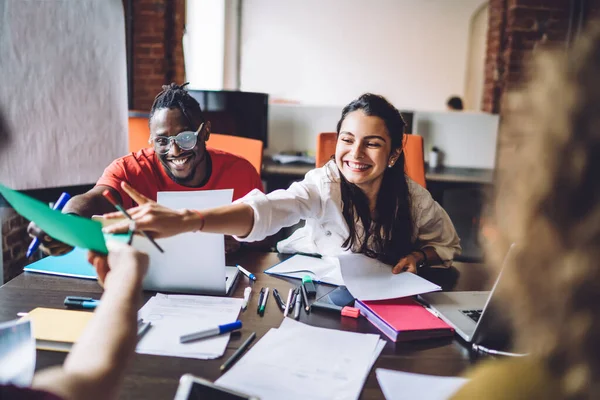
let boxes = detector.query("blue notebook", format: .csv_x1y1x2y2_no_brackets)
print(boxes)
24,248,96,280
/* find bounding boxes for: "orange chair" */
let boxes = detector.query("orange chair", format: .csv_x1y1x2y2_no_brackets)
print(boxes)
315,132,426,188
206,133,264,176
128,111,151,153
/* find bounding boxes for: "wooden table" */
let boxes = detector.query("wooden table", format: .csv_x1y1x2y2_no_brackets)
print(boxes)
0,252,493,399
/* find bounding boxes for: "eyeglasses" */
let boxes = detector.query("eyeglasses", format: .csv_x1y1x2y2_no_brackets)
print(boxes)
149,123,204,155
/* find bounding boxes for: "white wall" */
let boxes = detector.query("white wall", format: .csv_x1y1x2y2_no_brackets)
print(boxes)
241,0,487,109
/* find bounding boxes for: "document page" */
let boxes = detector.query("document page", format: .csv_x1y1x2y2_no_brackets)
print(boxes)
339,254,441,301
376,369,468,400
216,318,385,400
266,255,344,285
136,294,243,359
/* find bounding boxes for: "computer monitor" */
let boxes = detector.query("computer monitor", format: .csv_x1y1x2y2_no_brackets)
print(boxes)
187,90,269,148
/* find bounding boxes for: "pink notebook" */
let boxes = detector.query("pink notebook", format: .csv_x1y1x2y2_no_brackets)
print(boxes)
355,298,454,342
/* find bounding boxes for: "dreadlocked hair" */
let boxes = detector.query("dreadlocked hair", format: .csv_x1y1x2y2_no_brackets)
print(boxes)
149,82,205,127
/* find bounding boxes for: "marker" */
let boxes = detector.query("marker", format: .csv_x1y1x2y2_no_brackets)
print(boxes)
256,288,265,314
27,192,71,258
236,264,256,281
259,288,269,316
272,288,286,312
64,296,100,310
242,287,252,310
220,332,256,372
301,283,310,313
180,321,242,343
294,287,302,320
101,189,164,253
283,288,294,316
137,319,152,339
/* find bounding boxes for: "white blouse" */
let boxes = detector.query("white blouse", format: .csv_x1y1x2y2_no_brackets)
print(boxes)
235,161,461,266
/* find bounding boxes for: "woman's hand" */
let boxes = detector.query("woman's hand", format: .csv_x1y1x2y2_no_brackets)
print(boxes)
392,253,422,274
87,241,149,288
101,182,200,239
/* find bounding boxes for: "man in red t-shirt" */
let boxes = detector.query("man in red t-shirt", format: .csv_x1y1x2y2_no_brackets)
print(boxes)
28,83,263,255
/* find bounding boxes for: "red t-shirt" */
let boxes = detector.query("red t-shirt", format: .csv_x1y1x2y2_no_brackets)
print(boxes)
96,147,263,209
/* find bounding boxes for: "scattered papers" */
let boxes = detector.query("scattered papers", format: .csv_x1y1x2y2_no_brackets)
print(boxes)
136,293,243,359
0,319,35,387
265,255,344,285
216,318,385,400
339,254,441,301
376,369,468,400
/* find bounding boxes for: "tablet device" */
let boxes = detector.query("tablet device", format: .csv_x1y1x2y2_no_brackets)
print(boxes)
314,285,355,308
174,374,259,400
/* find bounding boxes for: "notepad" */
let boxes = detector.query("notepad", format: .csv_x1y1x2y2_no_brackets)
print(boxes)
355,298,454,342
24,248,96,280
265,255,344,285
23,308,94,352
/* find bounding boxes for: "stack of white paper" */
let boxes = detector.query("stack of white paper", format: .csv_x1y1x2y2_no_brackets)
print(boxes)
216,318,386,400
265,255,344,285
339,254,441,301
376,369,468,400
136,293,243,359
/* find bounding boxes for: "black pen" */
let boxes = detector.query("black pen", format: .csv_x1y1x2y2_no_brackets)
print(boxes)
220,332,257,372
289,289,297,313
272,288,286,312
301,283,310,313
294,287,302,320
257,288,265,314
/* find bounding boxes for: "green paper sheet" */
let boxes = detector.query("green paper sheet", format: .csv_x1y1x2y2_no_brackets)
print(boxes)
0,184,108,254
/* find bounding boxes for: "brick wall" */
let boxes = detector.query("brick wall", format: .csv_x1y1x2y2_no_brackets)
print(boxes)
128,0,186,111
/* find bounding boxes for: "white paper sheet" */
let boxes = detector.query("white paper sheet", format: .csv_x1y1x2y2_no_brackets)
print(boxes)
265,255,344,286
216,318,385,400
339,254,441,301
0,319,35,386
136,293,243,359
376,369,468,400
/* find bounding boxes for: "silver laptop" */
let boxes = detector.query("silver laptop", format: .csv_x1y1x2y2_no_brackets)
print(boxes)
130,190,240,296
418,245,515,349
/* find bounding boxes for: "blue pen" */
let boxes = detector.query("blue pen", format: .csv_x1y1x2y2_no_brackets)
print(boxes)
179,321,242,343
27,192,71,258
64,296,100,310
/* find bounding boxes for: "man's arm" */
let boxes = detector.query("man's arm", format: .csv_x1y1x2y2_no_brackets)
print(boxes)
31,242,147,400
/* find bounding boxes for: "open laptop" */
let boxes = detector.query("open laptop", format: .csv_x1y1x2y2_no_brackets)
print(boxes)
130,190,240,296
418,245,516,350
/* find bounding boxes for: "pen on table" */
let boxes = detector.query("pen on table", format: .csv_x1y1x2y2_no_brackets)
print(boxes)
101,189,164,253
137,319,152,339
180,321,242,343
272,288,286,312
289,289,297,313
242,286,252,310
283,288,294,316
294,287,302,320
259,287,269,316
64,296,100,310
220,332,256,372
27,192,71,258
236,264,256,281
256,287,265,314
301,283,310,313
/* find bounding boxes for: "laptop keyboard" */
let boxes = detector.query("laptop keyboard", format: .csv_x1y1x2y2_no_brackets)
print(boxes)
460,309,483,323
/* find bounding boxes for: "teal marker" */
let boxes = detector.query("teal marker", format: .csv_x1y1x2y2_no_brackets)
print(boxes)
259,287,269,315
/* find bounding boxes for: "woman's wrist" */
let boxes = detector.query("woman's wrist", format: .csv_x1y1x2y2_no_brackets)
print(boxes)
182,209,205,232
411,249,428,266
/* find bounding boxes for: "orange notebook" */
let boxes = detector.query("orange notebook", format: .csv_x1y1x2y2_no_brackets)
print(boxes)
355,298,453,342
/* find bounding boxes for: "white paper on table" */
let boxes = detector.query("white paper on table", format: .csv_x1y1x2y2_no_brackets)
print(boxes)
216,318,385,400
339,254,441,301
265,255,344,286
136,293,243,359
0,319,36,386
376,369,468,400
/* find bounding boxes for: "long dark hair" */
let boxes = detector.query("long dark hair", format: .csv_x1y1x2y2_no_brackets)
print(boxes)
337,93,413,265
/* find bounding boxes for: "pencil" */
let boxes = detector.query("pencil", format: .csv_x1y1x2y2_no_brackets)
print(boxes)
220,332,257,372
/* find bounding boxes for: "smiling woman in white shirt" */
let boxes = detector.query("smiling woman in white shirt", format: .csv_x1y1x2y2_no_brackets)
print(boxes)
103,93,461,274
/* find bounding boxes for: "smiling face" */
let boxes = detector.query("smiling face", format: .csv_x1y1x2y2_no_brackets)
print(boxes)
335,110,400,199
150,108,209,186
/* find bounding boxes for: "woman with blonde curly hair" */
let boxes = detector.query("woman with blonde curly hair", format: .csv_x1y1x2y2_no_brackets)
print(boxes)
452,25,600,400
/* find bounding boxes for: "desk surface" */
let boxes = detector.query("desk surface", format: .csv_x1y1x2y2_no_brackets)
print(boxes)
0,253,492,399
262,158,494,185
